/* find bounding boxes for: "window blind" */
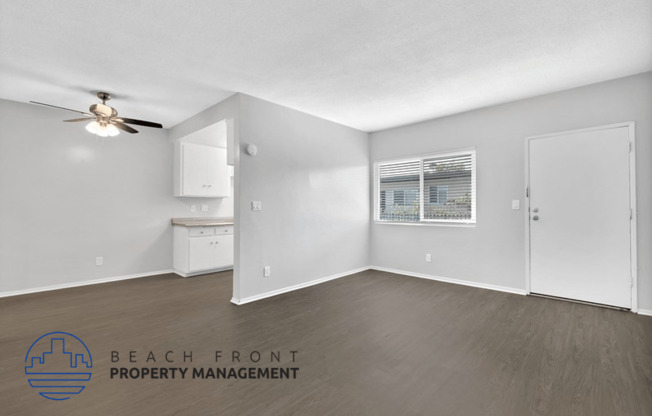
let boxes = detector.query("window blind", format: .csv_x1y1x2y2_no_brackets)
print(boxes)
376,150,476,224
422,153,474,221
378,159,421,222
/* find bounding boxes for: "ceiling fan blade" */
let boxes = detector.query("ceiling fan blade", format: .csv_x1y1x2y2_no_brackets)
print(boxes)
63,117,94,123
113,121,138,134
30,101,93,116
117,117,163,129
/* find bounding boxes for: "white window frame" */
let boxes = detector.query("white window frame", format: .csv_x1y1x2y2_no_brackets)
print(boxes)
374,148,476,226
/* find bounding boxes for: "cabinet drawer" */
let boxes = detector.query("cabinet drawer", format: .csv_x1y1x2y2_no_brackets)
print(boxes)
215,226,234,235
188,227,214,237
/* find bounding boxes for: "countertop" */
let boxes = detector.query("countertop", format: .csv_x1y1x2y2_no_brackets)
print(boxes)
171,217,234,227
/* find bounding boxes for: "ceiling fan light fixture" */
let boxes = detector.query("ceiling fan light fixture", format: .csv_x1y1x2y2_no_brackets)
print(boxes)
31,92,162,135
85,120,100,134
85,120,120,137
106,123,120,137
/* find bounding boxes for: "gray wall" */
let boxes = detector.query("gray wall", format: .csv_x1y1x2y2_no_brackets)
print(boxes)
235,95,369,301
0,99,225,293
370,72,652,310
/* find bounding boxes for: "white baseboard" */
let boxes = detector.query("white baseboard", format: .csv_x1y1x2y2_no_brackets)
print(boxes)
0,269,174,298
370,266,527,295
230,265,525,305
174,266,233,278
231,266,371,305
638,309,652,316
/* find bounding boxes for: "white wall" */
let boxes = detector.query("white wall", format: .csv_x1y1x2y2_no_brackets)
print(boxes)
369,72,652,310
3,73,648,309
180,120,228,148
168,94,238,139
234,95,369,301
0,99,221,294
148,93,370,302
168,95,239,219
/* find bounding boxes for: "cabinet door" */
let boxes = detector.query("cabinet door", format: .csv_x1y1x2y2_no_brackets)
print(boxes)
182,143,207,196
213,234,234,269
182,143,219,196
188,237,218,271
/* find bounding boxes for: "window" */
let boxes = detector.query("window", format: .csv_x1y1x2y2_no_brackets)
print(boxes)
377,159,421,222
394,190,405,205
375,149,476,224
428,185,448,205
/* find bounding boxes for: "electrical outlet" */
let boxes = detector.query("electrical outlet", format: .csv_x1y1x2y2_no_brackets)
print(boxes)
96,257,103,266
263,266,271,277
252,201,262,211
190,205,197,212
512,200,520,210
201,204,208,212
425,253,432,263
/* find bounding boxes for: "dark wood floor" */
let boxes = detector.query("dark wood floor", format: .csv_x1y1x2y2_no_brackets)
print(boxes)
2,270,651,415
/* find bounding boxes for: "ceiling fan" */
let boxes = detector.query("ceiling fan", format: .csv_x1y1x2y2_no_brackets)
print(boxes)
30,92,163,137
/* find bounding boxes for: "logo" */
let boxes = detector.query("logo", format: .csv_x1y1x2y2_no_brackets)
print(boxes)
24,332,93,400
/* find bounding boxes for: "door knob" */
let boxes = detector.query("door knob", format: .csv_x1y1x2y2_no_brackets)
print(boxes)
532,215,539,221
532,208,539,213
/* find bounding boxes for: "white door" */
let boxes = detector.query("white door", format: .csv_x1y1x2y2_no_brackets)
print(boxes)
528,125,633,309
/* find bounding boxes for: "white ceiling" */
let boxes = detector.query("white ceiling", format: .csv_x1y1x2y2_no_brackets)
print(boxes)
1,0,650,132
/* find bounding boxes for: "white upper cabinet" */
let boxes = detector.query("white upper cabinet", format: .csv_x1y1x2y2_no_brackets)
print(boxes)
174,141,230,198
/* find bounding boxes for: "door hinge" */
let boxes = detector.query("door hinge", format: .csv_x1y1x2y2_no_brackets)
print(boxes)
630,208,633,220
629,142,632,153
526,187,529,198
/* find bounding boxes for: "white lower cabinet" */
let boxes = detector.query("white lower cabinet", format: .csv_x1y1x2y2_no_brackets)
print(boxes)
173,225,234,277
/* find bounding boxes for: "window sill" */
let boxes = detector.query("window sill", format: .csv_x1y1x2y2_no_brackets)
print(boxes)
373,220,476,228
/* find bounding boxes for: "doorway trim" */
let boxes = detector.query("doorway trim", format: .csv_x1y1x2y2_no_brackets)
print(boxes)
524,122,637,312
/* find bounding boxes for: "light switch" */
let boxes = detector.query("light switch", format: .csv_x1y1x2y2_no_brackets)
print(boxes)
251,201,262,211
190,205,197,212
512,200,520,210
201,204,209,212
